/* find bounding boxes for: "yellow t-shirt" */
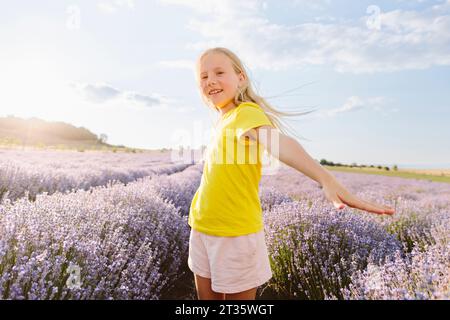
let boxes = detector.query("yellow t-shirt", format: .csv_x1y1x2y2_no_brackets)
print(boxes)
188,101,275,236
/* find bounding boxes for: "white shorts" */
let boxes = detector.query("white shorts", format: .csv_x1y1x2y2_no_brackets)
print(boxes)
187,227,273,294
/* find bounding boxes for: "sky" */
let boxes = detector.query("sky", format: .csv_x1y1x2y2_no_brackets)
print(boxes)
0,0,449,168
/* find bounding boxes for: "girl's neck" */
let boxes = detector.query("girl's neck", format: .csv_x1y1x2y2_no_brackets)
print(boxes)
218,101,237,117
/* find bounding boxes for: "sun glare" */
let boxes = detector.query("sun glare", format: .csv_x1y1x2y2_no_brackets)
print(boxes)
0,55,79,120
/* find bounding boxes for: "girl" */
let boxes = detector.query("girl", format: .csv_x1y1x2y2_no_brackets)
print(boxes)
188,47,395,300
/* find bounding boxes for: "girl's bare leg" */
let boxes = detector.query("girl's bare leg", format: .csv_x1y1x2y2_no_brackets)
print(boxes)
225,287,258,300
194,274,225,300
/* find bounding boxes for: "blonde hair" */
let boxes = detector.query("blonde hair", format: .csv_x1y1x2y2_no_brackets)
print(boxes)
196,47,318,141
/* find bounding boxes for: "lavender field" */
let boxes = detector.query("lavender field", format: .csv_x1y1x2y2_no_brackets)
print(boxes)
0,149,190,202
0,150,448,300
260,166,449,299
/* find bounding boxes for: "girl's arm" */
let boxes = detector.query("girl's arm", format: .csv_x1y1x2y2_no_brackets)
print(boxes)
245,125,395,215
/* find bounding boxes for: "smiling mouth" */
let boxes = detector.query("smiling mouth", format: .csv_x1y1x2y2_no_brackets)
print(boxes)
209,89,223,96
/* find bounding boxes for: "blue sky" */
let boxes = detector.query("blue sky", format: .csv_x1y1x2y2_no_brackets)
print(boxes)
0,0,449,168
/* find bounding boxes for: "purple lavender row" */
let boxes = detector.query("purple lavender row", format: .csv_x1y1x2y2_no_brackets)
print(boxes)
341,205,449,299
0,164,203,300
0,149,190,202
258,167,450,300
342,240,449,299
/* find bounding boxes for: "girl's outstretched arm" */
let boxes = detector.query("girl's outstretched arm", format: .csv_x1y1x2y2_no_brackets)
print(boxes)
246,125,395,215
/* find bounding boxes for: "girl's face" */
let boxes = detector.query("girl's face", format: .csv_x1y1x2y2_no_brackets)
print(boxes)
197,52,245,110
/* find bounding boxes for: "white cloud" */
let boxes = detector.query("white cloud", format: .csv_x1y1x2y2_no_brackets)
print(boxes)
71,83,121,103
123,92,161,107
290,0,331,11
97,0,135,14
315,96,397,118
395,0,430,4
159,0,450,73
329,96,365,115
70,82,168,108
159,0,263,16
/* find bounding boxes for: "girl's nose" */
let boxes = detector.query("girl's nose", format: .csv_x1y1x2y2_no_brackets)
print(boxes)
207,77,217,85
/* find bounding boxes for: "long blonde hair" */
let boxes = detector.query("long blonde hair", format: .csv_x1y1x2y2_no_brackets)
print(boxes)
196,47,318,141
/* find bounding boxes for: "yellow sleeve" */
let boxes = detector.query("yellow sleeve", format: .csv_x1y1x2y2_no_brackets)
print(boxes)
234,104,274,141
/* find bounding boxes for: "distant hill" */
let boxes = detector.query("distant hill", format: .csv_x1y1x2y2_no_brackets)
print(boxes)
0,116,112,149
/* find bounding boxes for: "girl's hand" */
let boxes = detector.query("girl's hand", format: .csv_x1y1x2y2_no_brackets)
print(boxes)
321,177,395,215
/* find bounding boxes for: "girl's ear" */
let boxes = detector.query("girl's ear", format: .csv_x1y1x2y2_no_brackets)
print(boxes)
238,71,246,84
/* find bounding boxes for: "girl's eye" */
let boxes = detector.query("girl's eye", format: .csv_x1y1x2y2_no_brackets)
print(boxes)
200,72,223,80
